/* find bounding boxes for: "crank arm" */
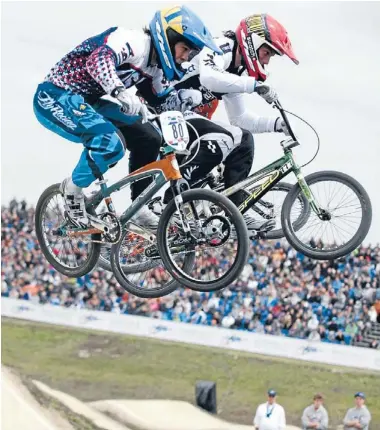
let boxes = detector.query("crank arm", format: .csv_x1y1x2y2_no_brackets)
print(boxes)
87,213,111,232
125,221,157,243
66,227,103,238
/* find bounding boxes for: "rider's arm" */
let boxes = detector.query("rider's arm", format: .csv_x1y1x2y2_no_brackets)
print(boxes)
86,27,144,95
136,79,174,108
137,81,201,114
136,79,184,113
198,43,256,94
223,93,279,134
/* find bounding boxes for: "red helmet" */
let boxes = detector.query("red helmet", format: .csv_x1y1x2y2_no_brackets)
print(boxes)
235,14,299,81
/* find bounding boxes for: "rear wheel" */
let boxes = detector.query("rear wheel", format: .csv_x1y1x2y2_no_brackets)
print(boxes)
34,183,101,277
240,182,310,240
97,243,161,273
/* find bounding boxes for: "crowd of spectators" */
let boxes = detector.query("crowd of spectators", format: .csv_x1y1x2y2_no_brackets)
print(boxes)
2,199,380,349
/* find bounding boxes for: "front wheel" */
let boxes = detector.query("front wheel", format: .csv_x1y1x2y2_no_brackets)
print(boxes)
157,188,249,292
281,171,372,260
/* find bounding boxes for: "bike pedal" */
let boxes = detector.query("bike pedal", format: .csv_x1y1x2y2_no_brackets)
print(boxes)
249,230,269,240
257,200,274,210
248,221,276,239
255,232,267,239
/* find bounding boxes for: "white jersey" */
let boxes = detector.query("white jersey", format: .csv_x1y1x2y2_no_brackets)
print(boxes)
139,36,278,133
254,402,286,430
177,36,278,133
192,37,256,93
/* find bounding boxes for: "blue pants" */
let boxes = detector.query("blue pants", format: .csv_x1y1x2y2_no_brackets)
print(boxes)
33,82,141,188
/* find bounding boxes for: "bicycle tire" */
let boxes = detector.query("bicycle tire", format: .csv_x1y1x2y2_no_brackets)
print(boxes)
97,247,113,272
281,171,372,260
35,183,101,277
157,188,249,291
110,228,195,298
98,242,162,273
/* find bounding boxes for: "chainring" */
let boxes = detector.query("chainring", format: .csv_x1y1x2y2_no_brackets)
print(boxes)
98,212,122,244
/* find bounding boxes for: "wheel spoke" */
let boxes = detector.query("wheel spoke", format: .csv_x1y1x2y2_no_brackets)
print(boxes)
37,188,96,272
284,174,369,258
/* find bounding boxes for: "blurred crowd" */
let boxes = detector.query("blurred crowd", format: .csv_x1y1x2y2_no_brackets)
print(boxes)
2,199,380,349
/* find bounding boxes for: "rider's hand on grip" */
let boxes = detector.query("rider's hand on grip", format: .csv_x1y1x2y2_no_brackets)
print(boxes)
178,89,203,111
275,118,290,136
115,88,147,118
255,83,278,104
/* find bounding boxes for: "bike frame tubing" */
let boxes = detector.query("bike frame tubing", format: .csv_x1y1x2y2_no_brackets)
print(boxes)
216,99,322,218
86,152,181,226
221,151,297,216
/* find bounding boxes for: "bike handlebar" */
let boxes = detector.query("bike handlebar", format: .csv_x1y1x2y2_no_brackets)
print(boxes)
273,99,298,142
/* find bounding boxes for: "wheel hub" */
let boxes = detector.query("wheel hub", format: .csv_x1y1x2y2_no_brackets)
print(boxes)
202,215,231,247
319,209,332,221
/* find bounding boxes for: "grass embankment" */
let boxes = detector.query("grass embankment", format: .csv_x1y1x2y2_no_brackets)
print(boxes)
2,318,379,428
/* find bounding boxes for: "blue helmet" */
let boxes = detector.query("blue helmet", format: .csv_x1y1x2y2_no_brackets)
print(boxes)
149,5,222,81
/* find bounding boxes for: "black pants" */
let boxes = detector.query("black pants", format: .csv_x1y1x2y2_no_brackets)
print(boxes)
164,115,255,205
223,128,255,205
91,99,162,202
119,120,162,201
119,115,254,204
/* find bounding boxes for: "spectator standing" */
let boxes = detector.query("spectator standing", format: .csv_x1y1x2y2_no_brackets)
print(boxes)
301,393,328,430
254,390,286,430
343,392,371,430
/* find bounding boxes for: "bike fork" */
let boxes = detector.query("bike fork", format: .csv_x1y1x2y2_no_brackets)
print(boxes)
293,167,329,219
170,179,206,234
170,179,192,233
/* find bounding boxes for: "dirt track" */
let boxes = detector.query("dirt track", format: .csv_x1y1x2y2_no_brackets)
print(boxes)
1,366,73,430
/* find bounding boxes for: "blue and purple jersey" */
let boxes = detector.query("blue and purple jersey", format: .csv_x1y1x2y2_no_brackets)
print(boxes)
44,27,170,99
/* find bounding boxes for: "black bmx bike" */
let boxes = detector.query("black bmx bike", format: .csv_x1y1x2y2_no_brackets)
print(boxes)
142,99,372,264
97,99,372,297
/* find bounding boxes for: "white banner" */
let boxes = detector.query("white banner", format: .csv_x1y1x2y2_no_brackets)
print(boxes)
2,298,379,371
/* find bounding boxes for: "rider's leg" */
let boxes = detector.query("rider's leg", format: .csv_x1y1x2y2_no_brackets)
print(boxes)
223,129,255,206
92,99,162,229
33,83,126,227
175,114,274,233
223,129,275,232
119,122,161,201
120,121,162,229
163,113,228,203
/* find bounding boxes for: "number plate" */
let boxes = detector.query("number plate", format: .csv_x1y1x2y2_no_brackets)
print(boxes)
159,111,189,153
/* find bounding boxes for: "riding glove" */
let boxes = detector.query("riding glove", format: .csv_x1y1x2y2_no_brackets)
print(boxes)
275,118,290,136
255,83,279,104
114,87,149,122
